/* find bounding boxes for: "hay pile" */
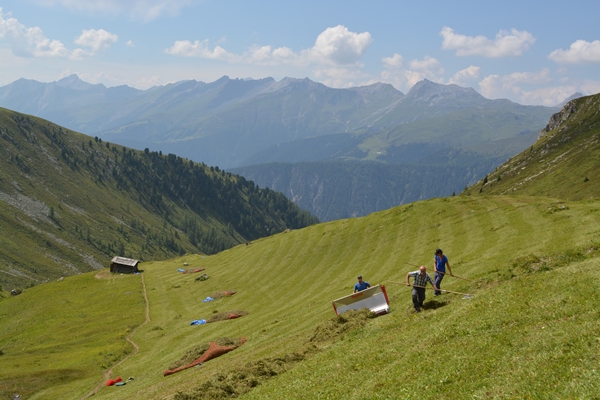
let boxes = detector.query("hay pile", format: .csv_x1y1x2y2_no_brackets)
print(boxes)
168,337,244,371
183,268,205,274
308,308,376,343
209,290,237,299
207,311,248,323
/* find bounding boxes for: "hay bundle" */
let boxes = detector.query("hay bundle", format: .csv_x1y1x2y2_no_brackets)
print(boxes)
209,290,237,299
207,310,248,323
164,337,246,376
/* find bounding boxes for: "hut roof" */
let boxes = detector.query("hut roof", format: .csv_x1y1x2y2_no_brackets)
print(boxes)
111,256,139,267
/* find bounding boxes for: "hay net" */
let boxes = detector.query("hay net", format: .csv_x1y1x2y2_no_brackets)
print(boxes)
164,337,246,376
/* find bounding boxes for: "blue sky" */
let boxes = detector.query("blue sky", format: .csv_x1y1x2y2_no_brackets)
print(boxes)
1,0,599,105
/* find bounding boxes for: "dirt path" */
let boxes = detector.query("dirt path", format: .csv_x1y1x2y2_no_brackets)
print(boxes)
81,273,151,399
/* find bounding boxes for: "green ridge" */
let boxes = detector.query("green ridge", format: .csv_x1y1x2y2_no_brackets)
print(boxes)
466,93,600,199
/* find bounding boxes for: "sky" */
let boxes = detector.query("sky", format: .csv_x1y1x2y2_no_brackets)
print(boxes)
1,0,599,106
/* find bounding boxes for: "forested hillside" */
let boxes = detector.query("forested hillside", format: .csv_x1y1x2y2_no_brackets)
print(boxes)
0,108,317,288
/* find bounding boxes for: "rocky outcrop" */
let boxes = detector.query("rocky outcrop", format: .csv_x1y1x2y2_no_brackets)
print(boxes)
538,100,578,139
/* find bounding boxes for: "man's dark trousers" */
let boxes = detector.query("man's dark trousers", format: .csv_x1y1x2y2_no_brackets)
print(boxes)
412,286,426,311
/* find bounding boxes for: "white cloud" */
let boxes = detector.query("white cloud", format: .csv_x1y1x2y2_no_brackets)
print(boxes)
522,87,578,106
30,0,192,22
0,7,112,60
246,45,303,66
165,39,237,61
440,26,535,58
74,28,118,53
126,40,134,47
0,7,69,58
165,25,372,67
409,55,444,73
69,48,90,60
478,69,568,105
479,69,551,97
382,53,403,68
448,65,481,86
548,40,600,64
308,25,372,65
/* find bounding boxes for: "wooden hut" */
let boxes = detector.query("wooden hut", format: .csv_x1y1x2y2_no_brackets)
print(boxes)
110,256,140,274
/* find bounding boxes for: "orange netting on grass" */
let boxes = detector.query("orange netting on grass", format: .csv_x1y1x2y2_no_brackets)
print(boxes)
163,338,246,376
182,268,205,274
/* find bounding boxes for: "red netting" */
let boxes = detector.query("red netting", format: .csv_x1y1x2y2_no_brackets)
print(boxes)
106,376,122,386
163,338,246,377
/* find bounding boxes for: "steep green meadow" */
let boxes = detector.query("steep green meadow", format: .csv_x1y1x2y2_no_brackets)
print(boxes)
2,195,600,398
466,93,600,200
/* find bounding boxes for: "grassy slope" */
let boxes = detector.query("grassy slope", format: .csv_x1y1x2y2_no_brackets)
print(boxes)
0,272,143,399
466,93,600,200
0,108,198,288
2,195,600,398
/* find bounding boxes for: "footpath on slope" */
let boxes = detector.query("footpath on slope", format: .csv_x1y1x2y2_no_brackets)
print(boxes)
81,273,151,399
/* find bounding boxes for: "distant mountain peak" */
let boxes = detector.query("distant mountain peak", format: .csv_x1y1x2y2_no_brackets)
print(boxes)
215,75,231,83
56,74,105,90
405,79,485,106
349,82,404,97
265,77,325,93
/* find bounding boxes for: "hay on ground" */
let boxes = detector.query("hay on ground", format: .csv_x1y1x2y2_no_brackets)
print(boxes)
173,349,313,399
209,290,237,299
308,308,376,343
207,310,248,323
183,268,205,274
168,337,244,371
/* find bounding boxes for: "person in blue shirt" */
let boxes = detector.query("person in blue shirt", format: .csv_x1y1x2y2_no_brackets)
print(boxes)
354,275,371,293
433,248,453,296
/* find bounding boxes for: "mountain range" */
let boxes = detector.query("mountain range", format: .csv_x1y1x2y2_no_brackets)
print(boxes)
0,75,559,168
0,75,568,220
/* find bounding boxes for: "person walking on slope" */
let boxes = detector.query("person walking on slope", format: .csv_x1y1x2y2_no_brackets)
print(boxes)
433,248,453,296
354,275,371,293
406,266,438,313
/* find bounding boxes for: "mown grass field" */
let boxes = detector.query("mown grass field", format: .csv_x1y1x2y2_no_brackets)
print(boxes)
1,195,600,399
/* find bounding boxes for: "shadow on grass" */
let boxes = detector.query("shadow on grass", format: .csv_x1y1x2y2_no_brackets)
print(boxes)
422,299,449,310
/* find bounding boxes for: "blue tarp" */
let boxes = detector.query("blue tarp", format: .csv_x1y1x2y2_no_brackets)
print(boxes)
202,297,214,303
190,319,207,325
